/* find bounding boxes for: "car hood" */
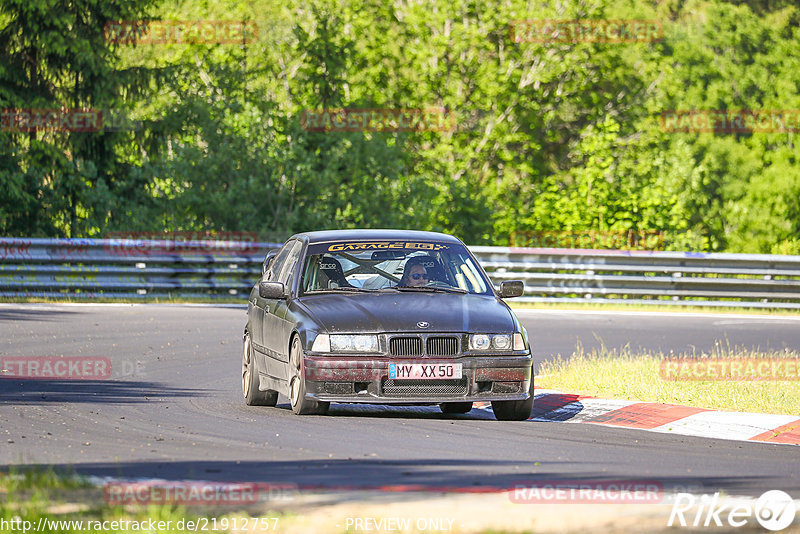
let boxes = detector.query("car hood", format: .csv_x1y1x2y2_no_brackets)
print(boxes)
297,292,515,333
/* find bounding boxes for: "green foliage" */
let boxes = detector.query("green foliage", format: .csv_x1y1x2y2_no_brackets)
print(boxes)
0,0,160,237
1,0,798,252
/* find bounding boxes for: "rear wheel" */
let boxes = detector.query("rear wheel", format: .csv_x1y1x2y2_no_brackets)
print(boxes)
242,332,278,406
491,372,534,421
288,336,329,415
440,402,473,414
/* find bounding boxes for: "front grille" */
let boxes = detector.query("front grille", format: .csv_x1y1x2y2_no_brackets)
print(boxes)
426,336,459,356
389,336,423,356
382,378,467,397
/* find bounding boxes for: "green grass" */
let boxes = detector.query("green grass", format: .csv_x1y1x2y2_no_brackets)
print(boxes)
0,468,287,534
537,344,800,415
1,467,90,492
1,469,190,533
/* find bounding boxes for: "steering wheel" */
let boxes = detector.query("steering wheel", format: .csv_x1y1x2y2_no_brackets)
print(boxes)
425,280,453,289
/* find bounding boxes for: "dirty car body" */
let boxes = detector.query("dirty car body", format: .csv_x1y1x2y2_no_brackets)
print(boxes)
242,229,533,420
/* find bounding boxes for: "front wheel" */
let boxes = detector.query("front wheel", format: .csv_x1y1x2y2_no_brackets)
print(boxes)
491,373,534,421
242,332,278,406
288,336,329,415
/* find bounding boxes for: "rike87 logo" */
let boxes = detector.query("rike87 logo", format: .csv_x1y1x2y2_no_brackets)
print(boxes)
668,490,796,531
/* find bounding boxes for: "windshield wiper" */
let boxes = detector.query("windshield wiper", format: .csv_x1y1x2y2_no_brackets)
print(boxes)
387,286,468,294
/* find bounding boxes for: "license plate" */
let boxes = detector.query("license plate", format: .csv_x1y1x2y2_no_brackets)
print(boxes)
388,362,462,380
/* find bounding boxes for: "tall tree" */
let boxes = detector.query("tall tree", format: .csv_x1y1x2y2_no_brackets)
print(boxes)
0,0,159,236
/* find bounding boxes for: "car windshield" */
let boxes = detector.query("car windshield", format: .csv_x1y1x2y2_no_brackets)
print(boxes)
300,240,491,295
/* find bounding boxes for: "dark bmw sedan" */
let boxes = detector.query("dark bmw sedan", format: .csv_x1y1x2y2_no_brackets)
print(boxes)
242,229,533,420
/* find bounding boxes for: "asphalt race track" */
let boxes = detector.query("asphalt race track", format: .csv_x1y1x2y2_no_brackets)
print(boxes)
1,304,799,498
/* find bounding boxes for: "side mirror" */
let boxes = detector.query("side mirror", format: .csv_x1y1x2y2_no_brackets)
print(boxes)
499,280,524,298
259,281,286,299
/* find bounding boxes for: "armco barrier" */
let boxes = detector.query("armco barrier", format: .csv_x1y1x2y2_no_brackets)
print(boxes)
0,237,279,299
1,238,800,308
472,246,800,309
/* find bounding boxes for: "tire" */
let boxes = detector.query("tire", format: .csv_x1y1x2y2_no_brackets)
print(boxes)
491,372,534,421
440,402,473,414
242,332,278,406
288,336,329,415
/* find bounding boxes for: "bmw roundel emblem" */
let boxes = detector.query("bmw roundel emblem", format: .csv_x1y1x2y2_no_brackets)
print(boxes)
417,321,430,328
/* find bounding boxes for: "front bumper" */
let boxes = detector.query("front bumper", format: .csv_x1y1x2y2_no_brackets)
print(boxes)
302,353,533,403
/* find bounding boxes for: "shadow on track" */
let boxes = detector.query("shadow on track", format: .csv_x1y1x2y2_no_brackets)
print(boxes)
266,401,499,421
5,459,761,501
0,307,82,322
0,379,203,404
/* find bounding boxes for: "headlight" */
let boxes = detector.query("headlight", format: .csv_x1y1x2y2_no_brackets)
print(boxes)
329,334,379,353
470,334,491,350
513,333,526,351
492,334,512,350
470,334,516,351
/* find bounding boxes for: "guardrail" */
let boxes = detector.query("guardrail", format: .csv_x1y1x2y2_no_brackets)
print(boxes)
471,246,800,309
2,238,800,308
0,237,276,300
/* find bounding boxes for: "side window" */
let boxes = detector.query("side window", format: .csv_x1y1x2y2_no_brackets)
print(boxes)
262,250,277,275
278,241,304,290
265,241,294,282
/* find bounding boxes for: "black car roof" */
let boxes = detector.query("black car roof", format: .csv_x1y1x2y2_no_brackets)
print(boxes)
291,229,463,245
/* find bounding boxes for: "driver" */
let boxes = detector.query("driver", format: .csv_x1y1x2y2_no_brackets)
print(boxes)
399,256,432,287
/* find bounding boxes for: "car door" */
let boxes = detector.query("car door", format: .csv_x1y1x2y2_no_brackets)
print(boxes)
251,241,293,369
261,240,303,381
248,250,277,351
